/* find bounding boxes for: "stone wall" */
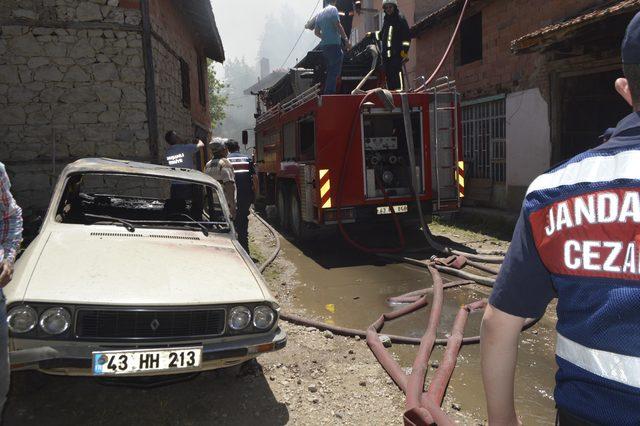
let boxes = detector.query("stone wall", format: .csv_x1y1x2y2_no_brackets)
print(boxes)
0,0,149,218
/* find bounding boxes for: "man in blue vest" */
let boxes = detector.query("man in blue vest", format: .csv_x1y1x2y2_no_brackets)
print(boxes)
225,139,255,254
481,13,640,425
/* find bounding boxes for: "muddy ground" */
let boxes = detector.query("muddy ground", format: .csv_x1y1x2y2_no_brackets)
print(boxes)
4,215,556,425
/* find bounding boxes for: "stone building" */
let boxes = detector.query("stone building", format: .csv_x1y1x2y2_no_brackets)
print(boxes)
411,0,637,210
0,0,225,220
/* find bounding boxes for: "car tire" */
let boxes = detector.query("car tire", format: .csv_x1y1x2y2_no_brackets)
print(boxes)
277,185,289,231
289,186,308,241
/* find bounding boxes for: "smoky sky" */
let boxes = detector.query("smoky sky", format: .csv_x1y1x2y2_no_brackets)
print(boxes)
211,0,322,75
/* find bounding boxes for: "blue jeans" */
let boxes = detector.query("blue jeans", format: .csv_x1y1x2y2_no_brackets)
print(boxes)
0,295,8,416
322,44,343,95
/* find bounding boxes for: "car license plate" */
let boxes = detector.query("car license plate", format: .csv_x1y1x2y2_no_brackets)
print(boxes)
377,205,408,215
92,347,202,376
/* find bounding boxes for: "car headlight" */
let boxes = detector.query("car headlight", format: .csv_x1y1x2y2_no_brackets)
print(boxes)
39,307,71,335
7,306,38,334
253,306,276,330
228,306,251,330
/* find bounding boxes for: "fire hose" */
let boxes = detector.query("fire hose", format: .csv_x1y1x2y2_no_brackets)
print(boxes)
251,210,539,425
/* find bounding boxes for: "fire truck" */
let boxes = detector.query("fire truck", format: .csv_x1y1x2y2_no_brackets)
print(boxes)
246,36,464,241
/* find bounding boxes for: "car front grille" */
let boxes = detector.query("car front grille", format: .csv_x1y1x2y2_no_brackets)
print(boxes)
75,308,226,340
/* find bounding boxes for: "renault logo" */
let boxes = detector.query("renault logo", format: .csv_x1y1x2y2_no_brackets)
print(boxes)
150,319,160,331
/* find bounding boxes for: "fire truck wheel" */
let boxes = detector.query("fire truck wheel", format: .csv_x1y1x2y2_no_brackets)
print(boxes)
289,186,307,241
277,186,290,231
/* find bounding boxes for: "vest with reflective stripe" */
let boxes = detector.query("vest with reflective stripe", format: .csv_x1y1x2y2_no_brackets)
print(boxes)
524,119,640,424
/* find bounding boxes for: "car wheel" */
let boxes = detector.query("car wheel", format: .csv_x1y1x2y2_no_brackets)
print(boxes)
289,186,307,241
277,185,289,231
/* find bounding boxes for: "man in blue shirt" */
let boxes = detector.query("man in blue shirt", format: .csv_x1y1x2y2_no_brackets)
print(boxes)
481,13,640,425
315,0,351,95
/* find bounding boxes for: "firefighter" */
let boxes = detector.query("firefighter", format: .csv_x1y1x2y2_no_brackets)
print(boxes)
323,0,361,40
225,139,255,254
481,12,640,425
376,0,411,91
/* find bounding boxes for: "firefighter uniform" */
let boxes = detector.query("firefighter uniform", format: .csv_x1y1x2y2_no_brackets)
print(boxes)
228,151,255,254
489,14,640,421
376,1,411,91
323,0,361,40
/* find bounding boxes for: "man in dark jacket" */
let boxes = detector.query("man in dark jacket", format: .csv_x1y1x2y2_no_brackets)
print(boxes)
225,139,255,254
376,0,411,91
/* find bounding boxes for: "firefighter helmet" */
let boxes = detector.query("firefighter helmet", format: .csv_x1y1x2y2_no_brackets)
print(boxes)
382,0,398,7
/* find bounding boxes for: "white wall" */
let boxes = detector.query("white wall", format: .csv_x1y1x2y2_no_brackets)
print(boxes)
506,88,551,189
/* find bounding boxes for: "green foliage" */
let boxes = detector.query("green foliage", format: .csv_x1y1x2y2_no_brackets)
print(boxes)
207,59,228,129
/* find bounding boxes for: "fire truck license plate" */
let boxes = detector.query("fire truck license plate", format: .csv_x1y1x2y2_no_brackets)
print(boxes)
92,347,202,376
377,205,408,215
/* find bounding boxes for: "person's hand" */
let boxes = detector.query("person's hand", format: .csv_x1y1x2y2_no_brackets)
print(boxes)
345,41,352,51
0,261,14,288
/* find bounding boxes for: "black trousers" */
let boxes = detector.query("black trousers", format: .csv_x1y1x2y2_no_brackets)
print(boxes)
234,202,251,254
384,57,404,91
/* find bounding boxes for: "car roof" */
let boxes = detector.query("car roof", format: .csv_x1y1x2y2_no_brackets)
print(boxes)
61,158,219,187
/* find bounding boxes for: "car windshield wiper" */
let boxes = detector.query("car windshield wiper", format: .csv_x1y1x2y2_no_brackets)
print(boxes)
84,213,136,232
168,213,209,236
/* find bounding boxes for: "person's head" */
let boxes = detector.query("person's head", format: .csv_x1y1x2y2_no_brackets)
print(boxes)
619,12,640,110
225,139,240,153
382,0,398,15
210,142,228,159
326,0,337,5
165,130,181,146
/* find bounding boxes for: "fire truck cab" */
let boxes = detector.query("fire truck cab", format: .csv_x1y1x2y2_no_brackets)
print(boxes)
251,38,463,240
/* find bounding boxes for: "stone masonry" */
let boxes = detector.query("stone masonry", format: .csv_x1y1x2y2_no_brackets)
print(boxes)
0,0,216,223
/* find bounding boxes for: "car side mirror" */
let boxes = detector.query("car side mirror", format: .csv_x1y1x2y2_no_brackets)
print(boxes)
242,130,249,146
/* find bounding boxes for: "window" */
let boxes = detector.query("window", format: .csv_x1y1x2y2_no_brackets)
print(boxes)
299,118,315,162
459,13,482,66
180,58,190,109
197,56,207,107
462,97,506,183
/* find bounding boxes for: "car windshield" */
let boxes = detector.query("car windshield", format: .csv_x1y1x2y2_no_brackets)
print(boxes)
54,172,230,233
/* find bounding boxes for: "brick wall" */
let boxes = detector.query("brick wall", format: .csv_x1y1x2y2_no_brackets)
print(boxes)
149,0,210,161
413,0,609,102
0,0,148,218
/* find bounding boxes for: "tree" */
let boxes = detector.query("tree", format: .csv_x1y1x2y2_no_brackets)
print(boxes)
208,59,228,129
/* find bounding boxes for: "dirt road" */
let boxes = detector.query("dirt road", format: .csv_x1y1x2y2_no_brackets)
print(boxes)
5,216,556,425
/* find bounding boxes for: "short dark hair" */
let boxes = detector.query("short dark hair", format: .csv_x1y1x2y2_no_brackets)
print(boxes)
165,130,177,145
624,63,640,106
225,139,240,153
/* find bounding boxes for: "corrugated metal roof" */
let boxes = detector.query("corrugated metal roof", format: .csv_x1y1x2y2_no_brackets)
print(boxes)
180,0,225,62
511,0,640,54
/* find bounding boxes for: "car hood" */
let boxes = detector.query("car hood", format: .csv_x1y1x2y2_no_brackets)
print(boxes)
21,228,266,306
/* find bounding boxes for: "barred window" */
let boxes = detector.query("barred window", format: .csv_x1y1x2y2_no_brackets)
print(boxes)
462,97,506,183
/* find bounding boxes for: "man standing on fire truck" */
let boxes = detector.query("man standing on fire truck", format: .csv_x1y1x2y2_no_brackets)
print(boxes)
315,0,351,95
481,12,640,425
376,0,411,91
323,0,361,40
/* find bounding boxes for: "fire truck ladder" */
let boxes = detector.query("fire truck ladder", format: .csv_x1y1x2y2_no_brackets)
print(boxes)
427,76,461,213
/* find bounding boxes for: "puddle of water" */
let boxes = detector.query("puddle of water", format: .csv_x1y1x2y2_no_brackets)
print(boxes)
283,235,558,424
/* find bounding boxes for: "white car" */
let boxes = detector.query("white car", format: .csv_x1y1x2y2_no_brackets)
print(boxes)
6,158,285,377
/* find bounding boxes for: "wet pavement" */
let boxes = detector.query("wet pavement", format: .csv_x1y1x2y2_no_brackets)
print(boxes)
282,230,558,424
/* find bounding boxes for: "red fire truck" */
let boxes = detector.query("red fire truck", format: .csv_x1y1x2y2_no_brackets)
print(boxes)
247,39,464,241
